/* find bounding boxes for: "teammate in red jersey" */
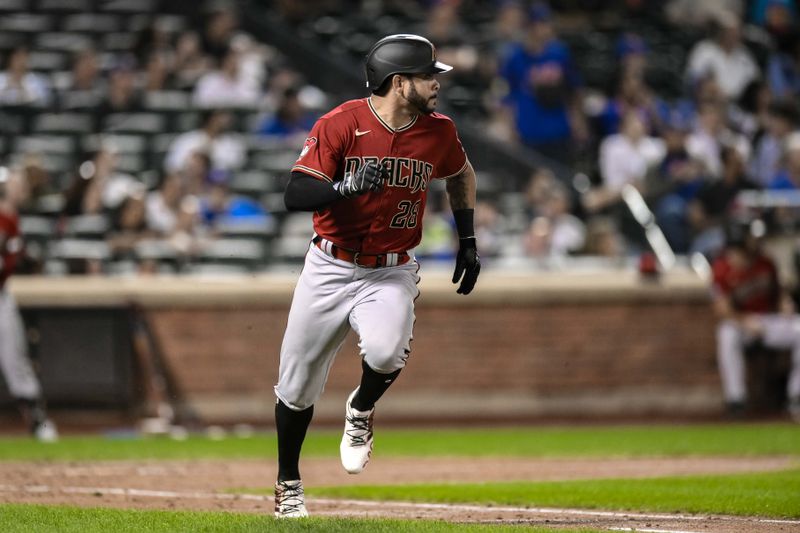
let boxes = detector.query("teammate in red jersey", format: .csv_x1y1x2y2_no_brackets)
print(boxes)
0,166,58,442
711,219,800,419
272,35,480,517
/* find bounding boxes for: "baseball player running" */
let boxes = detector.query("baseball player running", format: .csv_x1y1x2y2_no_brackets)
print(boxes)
272,34,480,518
0,167,58,442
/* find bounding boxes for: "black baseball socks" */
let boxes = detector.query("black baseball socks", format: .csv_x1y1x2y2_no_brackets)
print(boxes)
275,400,313,482
350,359,402,412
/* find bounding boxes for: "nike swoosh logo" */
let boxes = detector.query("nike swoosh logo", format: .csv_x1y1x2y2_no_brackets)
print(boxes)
355,129,371,137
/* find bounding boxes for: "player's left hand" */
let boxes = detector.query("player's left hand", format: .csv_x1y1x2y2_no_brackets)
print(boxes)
452,237,480,295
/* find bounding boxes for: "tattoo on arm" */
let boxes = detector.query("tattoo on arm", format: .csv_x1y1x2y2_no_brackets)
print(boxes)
446,163,476,211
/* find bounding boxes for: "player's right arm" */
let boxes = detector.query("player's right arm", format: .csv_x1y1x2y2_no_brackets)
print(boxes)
284,163,387,212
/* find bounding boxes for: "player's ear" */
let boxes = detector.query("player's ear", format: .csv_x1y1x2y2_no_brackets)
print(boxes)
391,74,405,94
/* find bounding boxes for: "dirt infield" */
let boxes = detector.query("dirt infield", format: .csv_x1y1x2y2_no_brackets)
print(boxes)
1,456,798,532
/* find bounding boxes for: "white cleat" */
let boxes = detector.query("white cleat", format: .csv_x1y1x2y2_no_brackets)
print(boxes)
33,419,59,443
339,388,374,474
274,479,308,518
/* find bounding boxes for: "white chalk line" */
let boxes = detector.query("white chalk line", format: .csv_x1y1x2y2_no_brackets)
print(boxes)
0,483,798,528
609,528,700,533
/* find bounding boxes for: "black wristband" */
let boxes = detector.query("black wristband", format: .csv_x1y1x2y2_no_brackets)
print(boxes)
453,208,475,240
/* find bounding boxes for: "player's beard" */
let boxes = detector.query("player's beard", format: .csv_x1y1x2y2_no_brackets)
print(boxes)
404,81,436,115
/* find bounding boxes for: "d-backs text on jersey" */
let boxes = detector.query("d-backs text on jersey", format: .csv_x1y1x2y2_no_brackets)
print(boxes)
344,156,433,193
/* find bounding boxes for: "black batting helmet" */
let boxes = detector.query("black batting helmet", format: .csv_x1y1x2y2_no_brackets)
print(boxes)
364,34,452,91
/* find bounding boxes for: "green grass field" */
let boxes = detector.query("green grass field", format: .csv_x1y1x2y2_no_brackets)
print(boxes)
0,423,798,461
0,423,798,532
0,505,606,533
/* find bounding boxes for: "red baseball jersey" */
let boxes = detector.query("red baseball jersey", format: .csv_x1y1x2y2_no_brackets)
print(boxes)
0,209,22,290
291,97,468,254
711,253,780,313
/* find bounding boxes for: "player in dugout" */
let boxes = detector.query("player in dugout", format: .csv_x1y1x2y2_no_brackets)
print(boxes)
0,165,58,442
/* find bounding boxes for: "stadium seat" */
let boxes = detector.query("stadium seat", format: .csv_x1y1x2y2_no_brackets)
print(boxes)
100,0,156,12
37,0,90,11
229,170,273,197
103,113,166,134
48,238,111,262
185,263,251,276
144,91,191,112
61,13,120,33
0,0,29,11
199,238,267,268
14,134,76,154
32,112,94,134
134,239,179,264
34,31,93,51
19,215,55,240
26,50,68,72
0,31,26,52
101,31,137,52
216,217,278,240
0,13,52,32
63,214,110,239
32,193,65,215
82,133,147,154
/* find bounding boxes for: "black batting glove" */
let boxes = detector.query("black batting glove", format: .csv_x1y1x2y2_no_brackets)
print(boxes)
452,237,480,295
334,162,387,198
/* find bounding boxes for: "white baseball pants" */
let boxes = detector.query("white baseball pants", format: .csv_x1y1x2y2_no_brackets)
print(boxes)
275,243,420,411
716,315,800,403
0,289,41,399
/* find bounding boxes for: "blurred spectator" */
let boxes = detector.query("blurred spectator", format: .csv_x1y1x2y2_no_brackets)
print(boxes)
767,34,800,101
193,46,261,109
749,100,800,187
523,167,558,219
688,146,758,257
665,0,744,28
686,101,750,179
256,88,316,144
165,109,246,173
728,80,772,139
492,0,528,58
62,148,144,217
711,218,800,419
498,2,587,163
143,51,171,93
199,171,270,232
181,151,213,196
57,48,105,109
524,185,585,258
0,166,59,441
615,32,649,80
653,119,706,253
0,47,51,107
582,216,625,258
416,190,456,261
173,31,211,90
474,200,504,259
750,0,796,45
106,191,151,260
98,59,143,115
685,12,760,101
768,131,800,190
145,173,201,257
202,5,240,63
589,112,666,212
596,69,666,138
15,154,55,216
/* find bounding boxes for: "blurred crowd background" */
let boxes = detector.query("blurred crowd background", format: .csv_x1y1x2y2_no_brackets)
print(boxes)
1,0,800,277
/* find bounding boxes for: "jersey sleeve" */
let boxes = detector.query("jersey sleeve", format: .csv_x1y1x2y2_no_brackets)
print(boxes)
435,119,468,180
291,117,344,182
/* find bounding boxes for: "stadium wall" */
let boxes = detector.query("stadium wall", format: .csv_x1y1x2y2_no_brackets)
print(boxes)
8,271,722,423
